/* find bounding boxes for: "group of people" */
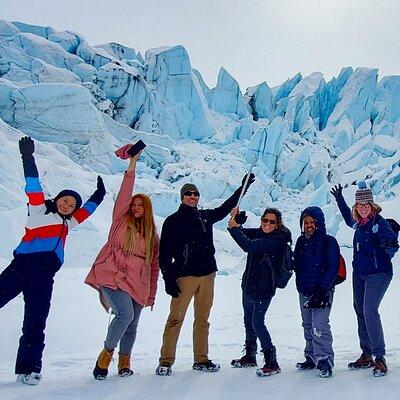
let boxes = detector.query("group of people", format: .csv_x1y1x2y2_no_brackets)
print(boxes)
0,137,398,386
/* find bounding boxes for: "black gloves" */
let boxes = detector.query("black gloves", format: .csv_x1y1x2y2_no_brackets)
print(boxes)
87,176,106,205
164,277,181,298
234,210,247,225
304,287,330,309
330,184,343,200
19,136,35,158
241,173,255,193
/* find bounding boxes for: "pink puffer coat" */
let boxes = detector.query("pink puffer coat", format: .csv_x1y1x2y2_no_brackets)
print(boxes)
85,170,159,307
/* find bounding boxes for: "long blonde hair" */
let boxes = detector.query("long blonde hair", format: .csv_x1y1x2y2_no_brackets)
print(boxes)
352,201,382,223
124,194,158,265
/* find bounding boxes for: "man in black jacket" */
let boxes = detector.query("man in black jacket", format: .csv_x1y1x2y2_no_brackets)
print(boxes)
155,175,254,375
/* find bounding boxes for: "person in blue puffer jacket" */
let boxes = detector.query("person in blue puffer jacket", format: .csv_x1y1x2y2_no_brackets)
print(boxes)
294,206,340,378
331,181,399,377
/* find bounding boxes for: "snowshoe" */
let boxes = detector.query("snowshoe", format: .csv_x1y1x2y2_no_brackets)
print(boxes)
193,360,220,372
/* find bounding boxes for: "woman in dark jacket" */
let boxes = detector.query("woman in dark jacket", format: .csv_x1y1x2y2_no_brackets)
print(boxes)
331,181,398,377
294,206,340,378
228,207,292,377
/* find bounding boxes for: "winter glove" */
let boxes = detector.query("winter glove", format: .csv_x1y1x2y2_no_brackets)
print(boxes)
19,136,35,158
330,184,343,200
234,210,247,225
304,287,330,309
87,176,106,206
241,172,255,194
164,278,181,298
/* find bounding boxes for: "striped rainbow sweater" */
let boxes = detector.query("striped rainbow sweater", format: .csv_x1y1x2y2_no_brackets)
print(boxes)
14,155,103,264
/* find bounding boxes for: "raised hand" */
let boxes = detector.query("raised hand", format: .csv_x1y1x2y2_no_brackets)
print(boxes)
18,136,35,158
96,175,106,197
241,172,255,191
330,184,343,199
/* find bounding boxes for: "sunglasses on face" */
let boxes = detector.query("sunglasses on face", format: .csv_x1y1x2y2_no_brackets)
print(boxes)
261,218,277,225
357,203,371,209
184,191,200,197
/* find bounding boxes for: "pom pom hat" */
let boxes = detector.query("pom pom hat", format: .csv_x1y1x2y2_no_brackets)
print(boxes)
355,181,373,203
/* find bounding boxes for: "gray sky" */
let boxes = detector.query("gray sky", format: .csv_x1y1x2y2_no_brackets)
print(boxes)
3,0,400,89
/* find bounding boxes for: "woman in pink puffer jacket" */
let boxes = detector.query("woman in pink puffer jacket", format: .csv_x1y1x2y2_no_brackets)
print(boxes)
85,150,159,380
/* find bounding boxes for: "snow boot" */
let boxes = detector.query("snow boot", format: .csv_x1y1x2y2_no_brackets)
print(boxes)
155,364,172,376
118,353,133,377
256,346,281,377
296,355,316,371
192,360,221,372
16,372,42,386
372,357,388,377
93,348,114,380
317,359,332,378
348,353,374,370
231,343,257,368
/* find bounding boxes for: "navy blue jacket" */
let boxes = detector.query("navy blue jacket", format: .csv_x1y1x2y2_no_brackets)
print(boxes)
228,226,292,299
335,194,398,277
294,206,340,296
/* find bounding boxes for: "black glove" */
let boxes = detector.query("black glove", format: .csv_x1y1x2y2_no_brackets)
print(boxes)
96,176,106,198
330,184,343,200
19,136,35,158
304,287,330,309
241,173,255,193
234,210,247,225
164,278,181,298
127,140,146,157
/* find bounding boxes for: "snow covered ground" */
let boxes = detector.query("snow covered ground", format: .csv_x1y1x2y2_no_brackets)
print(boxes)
1,217,399,400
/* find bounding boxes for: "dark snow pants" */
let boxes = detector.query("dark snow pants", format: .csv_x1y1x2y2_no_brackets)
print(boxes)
0,252,60,374
242,292,274,351
353,272,391,358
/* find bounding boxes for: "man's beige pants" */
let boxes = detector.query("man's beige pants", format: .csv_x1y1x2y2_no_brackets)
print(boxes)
159,272,215,366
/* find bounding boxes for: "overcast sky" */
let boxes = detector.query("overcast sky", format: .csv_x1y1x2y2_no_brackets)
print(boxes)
3,0,400,89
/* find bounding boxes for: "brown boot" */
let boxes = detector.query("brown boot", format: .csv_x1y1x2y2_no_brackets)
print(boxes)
348,353,374,370
118,353,133,377
93,348,114,380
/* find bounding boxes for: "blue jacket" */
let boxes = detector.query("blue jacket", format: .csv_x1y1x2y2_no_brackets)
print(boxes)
228,226,292,299
335,194,398,277
294,206,340,296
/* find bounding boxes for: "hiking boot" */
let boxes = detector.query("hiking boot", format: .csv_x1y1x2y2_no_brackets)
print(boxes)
372,357,388,377
16,372,42,386
317,359,332,378
256,346,281,377
296,355,316,371
348,353,374,370
118,353,133,377
231,343,257,368
93,348,114,380
193,360,221,372
155,364,172,376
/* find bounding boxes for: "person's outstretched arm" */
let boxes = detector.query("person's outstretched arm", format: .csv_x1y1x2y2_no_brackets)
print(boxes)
19,136,46,215
207,173,255,224
112,152,141,221
331,184,354,228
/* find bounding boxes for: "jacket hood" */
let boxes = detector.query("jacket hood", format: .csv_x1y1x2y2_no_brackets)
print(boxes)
300,206,326,236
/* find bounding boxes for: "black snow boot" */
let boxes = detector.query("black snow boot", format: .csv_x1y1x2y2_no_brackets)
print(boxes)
231,342,257,368
317,359,332,378
256,346,281,377
192,360,220,372
296,355,316,370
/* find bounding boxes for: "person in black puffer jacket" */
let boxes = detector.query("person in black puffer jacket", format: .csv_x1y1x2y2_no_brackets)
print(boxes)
156,174,254,375
228,207,292,377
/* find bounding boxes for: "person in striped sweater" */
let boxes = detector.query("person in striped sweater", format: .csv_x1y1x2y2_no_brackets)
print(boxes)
0,136,106,386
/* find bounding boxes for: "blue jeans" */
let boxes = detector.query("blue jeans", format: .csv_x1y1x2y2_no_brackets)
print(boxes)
101,287,143,355
299,291,334,366
242,292,273,351
353,273,391,358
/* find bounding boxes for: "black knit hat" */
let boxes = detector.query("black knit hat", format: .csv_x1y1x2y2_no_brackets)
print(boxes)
54,189,82,211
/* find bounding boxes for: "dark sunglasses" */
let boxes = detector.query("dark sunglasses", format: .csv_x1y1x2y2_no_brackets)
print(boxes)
184,191,200,197
261,218,277,225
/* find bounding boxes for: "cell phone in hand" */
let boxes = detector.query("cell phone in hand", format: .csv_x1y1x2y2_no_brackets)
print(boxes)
127,140,146,157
